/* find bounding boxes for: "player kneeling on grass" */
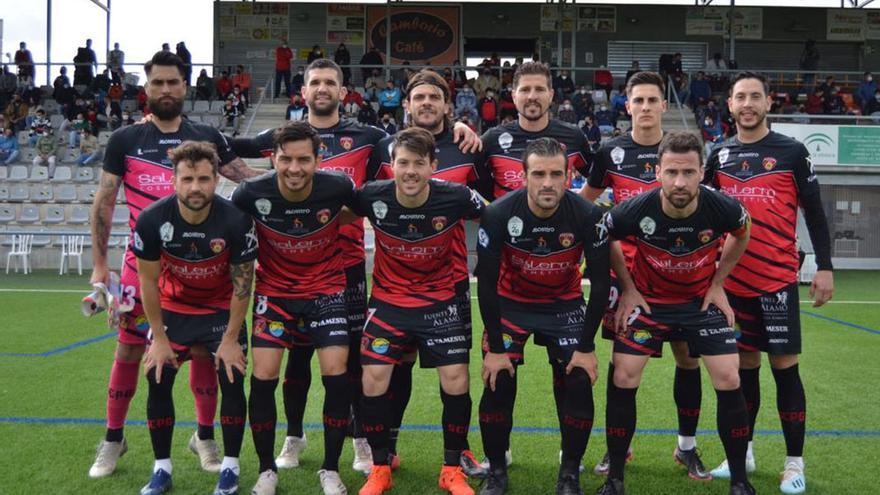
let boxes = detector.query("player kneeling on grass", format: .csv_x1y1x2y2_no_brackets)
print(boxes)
349,127,485,495
595,131,754,495
477,137,611,495
133,141,257,495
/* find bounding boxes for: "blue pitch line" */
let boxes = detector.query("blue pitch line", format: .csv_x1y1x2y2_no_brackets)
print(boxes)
801,310,880,336
1,416,878,438
0,332,115,358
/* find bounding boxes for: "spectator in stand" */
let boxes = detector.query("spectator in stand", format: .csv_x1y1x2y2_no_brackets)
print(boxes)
109,43,125,84
28,108,51,147
291,65,305,96
442,67,457,100
581,114,601,151
857,71,877,114
0,66,18,108
799,39,820,89
231,65,252,105
572,85,594,120
866,89,880,116
21,82,42,107
14,42,34,82
454,82,477,122
689,71,712,110
556,98,577,124
805,87,824,114
378,113,397,135
818,75,836,100
824,86,846,115
360,46,384,85
501,61,514,87
452,59,468,88
625,61,641,85
357,101,377,126
700,115,727,156
571,170,585,190
705,52,728,90
77,127,102,166
176,42,192,85
593,65,614,99
74,39,98,87
274,39,294,98
595,104,615,134
195,69,213,100
33,130,58,177
307,45,325,64
161,43,171,52
553,69,576,103
286,94,308,121
0,127,20,165
67,113,89,148
5,93,29,131
92,69,112,97
698,99,720,124
120,111,134,127
53,66,71,96
673,71,690,106
334,43,352,86
378,80,402,120
215,71,232,100
499,84,516,121
223,99,241,136
610,85,628,118
228,85,247,113
342,85,364,117
363,78,380,103
671,52,683,75
474,67,501,99
136,85,148,111
366,69,385,93
478,90,498,131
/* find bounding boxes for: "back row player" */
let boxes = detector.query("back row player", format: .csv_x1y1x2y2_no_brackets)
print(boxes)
230,59,482,476
88,51,262,479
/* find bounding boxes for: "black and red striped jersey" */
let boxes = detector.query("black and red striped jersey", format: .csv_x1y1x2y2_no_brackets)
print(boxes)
477,188,607,304
231,170,355,299
132,195,257,315
368,127,488,284
481,119,592,200
606,186,749,304
351,179,484,308
704,131,823,297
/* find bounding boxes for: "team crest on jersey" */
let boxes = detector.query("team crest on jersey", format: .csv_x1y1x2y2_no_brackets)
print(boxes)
407,223,418,234
293,218,303,229
718,147,730,165
255,199,272,216
698,229,714,243
507,216,523,237
372,201,388,219
210,238,226,253
478,227,490,248
498,132,513,151
317,208,331,224
610,146,625,165
639,216,655,235
432,216,447,231
559,233,574,247
159,222,174,242
640,162,655,180
536,236,547,249
339,136,353,151
762,157,777,171
674,237,685,248
318,141,330,159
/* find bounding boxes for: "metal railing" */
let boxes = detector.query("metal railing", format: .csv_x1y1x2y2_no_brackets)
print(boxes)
243,77,273,137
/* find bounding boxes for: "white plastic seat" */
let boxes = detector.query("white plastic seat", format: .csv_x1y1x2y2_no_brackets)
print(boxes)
60,234,86,275
73,166,94,182
28,166,49,182
30,184,53,202
5,234,34,274
0,205,16,223
9,185,29,201
112,208,129,225
8,165,28,181
0,185,8,201
18,205,40,223
68,205,90,224
43,205,65,224
55,184,77,202
51,166,73,182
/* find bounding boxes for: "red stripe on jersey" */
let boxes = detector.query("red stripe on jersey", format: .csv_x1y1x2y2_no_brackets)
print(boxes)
320,146,373,268
123,157,174,230
607,173,659,204
715,171,800,296
254,219,345,298
371,227,460,307
498,243,584,303
632,239,720,304
159,251,232,314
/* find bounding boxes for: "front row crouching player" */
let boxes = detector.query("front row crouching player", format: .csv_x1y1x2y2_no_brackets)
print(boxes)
352,127,485,495
596,131,755,495
232,122,357,495
132,141,257,495
477,137,611,495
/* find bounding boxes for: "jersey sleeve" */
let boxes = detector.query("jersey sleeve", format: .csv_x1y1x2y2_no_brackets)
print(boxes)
230,128,274,159
587,148,610,189
460,186,486,220
366,138,387,181
206,126,238,166
580,206,611,352
132,210,161,261
102,128,129,176
349,184,373,218
606,202,638,239
230,180,251,213
792,143,820,196
573,130,593,176
228,214,258,264
475,205,506,352
712,190,751,235
792,143,833,270
702,146,721,187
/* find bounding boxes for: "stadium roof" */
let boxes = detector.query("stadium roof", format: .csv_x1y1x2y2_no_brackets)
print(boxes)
216,0,880,7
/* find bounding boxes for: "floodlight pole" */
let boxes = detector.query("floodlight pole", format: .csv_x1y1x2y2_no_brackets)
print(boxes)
47,0,51,85
728,0,736,65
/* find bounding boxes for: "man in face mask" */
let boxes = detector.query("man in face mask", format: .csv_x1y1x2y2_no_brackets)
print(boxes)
857,71,877,114
291,66,305,96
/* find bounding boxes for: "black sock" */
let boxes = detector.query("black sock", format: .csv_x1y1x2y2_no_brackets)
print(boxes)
348,347,364,438
739,367,761,442
218,367,247,458
674,366,702,438
388,361,415,454
146,366,178,460
716,388,750,485
282,345,314,438
321,374,351,471
361,394,391,465
550,357,566,432
605,378,637,481
198,424,214,441
249,375,279,473
560,367,594,471
105,428,124,443
441,389,472,466
772,364,806,457
478,368,516,471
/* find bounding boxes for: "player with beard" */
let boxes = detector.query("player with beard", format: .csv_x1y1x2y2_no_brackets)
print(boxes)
580,72,709,480
230,59,481,476
596,131,754,495
366,69,488,476
480,60,593,471
88,51,262,480
704,72,833,495
133,141,257,495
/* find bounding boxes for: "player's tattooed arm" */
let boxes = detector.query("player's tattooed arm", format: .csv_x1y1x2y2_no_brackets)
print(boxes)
218,260,254,382
230,261,255,301
89,172,122,284
219,157,265,182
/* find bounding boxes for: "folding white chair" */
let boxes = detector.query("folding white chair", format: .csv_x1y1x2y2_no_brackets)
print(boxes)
59,234,86,275
6,234,34,274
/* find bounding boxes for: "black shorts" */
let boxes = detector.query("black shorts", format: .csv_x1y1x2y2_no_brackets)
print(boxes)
251,290,349,349
156,310,247,361
480,297,587,366
728,282,801,355
455,278,473,335
613,301,737,357
361,297,470,368
599,277,683,351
